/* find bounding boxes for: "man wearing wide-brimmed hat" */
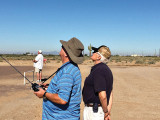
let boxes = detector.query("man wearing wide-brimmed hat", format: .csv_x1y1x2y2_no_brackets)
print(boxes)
34,37,84,120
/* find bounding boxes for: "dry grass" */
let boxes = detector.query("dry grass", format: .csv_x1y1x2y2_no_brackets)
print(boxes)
1,54,160,65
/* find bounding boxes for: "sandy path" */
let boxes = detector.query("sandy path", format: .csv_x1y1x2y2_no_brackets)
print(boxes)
111,66,160,120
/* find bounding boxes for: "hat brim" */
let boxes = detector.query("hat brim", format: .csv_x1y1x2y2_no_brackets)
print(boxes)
60,40,84,64
91,47,98,53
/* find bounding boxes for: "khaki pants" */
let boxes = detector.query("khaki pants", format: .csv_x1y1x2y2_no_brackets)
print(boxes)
83,106,104,120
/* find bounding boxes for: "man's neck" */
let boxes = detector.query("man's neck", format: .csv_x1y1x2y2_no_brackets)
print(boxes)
94,60,101,65
62,59,70,64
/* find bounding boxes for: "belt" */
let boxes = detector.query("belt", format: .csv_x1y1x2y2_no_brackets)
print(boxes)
85,103,101,107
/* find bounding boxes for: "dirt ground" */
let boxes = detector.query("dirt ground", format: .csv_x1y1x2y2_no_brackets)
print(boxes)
0,60,160,120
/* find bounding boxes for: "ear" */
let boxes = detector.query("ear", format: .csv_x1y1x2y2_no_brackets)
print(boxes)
65,54,68,57
64,51,68,57
97,54,101,60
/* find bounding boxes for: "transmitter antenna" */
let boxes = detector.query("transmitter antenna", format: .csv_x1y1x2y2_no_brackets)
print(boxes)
0,56,32,84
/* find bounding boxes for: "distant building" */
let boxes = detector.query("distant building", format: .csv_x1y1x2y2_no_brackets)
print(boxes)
131,54,141,57
25,52,33,56
27,53,33,56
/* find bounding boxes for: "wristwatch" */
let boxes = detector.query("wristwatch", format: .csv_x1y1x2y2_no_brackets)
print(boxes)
43,91,47,100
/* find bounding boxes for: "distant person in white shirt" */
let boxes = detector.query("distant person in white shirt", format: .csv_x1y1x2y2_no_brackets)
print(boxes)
33,50,44,82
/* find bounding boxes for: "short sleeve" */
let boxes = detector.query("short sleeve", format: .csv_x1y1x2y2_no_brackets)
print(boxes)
57,73,74,102
93,67,107,93
35,55,40,61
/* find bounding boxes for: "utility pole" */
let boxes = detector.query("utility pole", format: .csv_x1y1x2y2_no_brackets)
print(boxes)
154,49,156,56
142,51,143,57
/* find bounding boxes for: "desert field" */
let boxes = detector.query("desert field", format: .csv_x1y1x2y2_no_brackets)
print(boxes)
0,59,160,120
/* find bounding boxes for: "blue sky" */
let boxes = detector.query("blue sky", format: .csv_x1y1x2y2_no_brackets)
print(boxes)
0,0,160,55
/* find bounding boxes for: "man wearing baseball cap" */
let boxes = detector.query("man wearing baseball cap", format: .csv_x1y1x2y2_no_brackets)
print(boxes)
34,37,84,120
33,50,44,83
82,45,113,120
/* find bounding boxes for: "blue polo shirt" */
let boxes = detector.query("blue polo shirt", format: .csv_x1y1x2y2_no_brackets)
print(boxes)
42,62,82,120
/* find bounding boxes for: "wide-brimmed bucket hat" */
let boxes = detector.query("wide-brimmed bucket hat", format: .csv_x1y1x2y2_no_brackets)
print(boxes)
60,37,84,64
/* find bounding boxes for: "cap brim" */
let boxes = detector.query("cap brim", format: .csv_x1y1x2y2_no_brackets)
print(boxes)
60,40,84,64
91,47,98,53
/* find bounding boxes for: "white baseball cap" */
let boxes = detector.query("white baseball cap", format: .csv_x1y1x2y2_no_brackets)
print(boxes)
38,50,42,53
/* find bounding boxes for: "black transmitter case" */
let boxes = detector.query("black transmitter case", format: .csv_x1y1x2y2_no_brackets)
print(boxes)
93,103,98,113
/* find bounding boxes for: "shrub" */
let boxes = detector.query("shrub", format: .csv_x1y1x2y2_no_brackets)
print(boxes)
148,61,156,64
135,59,145,64
115,59,121,63
56,60,60,63
46,60,50,63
